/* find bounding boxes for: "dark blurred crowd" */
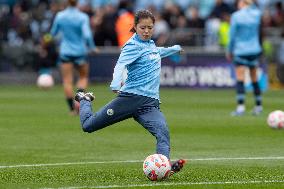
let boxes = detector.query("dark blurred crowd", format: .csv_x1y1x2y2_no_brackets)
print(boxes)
0,0,283,48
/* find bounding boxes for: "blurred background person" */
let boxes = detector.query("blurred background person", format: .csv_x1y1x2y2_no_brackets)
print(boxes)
36,33,57,76
218,12,230,48
210,0,233,19
50,0,97,115
91,4,118,46
186,6,205,29
162,3,183,29
115,0,134,47
271,1,284,28
226,0,263,116
152,10,170,46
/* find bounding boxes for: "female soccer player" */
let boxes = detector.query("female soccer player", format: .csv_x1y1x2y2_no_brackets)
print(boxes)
50,0,97,115
226,0,263,116
75,10,185,175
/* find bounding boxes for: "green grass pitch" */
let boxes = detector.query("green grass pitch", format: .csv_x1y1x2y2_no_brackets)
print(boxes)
0,84,284,189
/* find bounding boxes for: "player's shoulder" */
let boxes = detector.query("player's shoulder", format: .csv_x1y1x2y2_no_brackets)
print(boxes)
121,42,137,52
250,5,262,16
77,10,89,19
55,9,65,18
231,9,242,19
65,8,89,20
56,8,74,18
122,35,141,50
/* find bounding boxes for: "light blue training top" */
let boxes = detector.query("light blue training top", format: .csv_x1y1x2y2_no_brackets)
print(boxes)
110,33,181,101
227,4,262,56
50,7,95,56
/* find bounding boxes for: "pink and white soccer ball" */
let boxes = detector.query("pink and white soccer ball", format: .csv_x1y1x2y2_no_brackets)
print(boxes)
142,154,171,181
36,74,54,89
267,110,284,129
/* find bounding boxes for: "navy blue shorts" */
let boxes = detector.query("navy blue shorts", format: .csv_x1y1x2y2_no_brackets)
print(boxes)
233,54,261,68
59,54,87,65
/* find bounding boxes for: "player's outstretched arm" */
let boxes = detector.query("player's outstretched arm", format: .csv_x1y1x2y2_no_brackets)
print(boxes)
158,45,183,59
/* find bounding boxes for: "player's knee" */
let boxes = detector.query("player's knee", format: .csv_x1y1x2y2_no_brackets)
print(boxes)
82,120,105,133
82,122,94,133
82,126,93,133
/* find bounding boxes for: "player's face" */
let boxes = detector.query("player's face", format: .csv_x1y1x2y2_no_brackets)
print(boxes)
238,0,245,9
135,18,154,41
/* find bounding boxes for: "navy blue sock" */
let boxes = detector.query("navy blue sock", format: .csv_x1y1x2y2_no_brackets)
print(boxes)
66,98,74,111
236,81,245,105
252,82,262,106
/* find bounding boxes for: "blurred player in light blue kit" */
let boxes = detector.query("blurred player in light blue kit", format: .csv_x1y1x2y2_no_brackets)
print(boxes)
75,10,185,175
226,0,263,116
50,0,97,115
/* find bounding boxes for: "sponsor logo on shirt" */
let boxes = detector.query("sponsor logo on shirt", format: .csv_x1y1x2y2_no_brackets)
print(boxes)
149,53,160,60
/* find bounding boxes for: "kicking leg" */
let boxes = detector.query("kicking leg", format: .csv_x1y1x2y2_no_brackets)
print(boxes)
77,93,140,133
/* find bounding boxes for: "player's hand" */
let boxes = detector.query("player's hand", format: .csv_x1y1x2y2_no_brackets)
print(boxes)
89,48,100,55
179,48,184,54
226,52,233,62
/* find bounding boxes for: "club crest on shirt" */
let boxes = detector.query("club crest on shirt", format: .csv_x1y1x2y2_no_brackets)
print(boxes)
107,109,114,116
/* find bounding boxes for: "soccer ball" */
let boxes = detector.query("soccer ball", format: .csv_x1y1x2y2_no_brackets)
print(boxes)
36,74,54,89
267,110,284,129
143,154,171,181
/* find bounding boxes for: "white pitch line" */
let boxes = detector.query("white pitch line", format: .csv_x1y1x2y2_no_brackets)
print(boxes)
1,156,284,169
41,180,284,189
0,160,141,169
191,156,284,161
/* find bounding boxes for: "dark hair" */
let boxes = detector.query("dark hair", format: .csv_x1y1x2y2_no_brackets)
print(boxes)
130,10,155,33
68,0,77,6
